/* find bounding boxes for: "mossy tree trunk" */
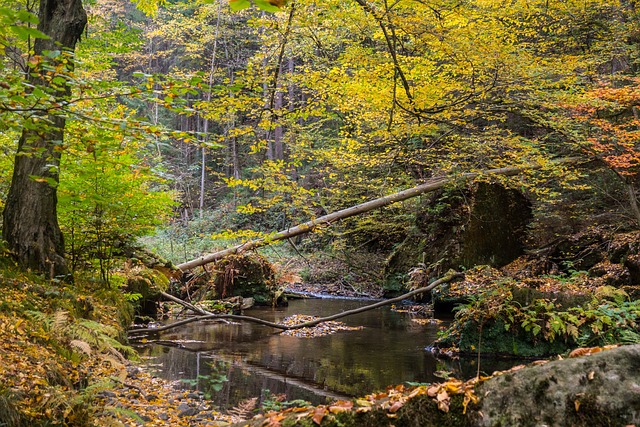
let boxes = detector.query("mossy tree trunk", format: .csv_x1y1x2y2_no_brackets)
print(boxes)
2,0,87,278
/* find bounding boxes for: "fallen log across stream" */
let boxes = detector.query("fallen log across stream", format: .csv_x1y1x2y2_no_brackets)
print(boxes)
128,271,463,336
176,158,581,272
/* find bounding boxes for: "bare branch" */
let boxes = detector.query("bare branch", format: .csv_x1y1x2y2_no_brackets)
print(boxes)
128,271,464,336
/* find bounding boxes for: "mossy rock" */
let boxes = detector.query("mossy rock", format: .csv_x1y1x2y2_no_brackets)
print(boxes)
124,264,172,319
476,344,640,426
383,183,531,295
210,254,282,306
125,265,170,299
431,282,472,314
235,345,640,426
234,394,476,427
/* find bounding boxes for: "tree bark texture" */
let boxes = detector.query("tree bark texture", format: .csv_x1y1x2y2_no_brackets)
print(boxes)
177,159,581,272
2,0,87,277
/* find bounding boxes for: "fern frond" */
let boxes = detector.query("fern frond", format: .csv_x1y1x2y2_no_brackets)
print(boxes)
103,405,144,422
52,310,69,331
26,310,52,330
228,397,258,421
70,339,93,356
78,318,119,338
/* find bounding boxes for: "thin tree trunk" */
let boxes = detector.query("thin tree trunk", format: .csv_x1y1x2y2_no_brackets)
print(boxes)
177,158,581,271
2,0,87,278
274,85,284,160
199,0,222,218
627,183,640,226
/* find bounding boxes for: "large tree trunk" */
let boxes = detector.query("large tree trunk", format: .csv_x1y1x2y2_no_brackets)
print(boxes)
1,0,87,278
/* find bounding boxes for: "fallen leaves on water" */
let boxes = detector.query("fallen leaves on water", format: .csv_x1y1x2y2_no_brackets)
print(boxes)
411,318,443,325
279,315,363,338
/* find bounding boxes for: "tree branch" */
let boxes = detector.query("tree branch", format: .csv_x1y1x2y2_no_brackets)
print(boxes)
128,271,464,336
177,157,583,272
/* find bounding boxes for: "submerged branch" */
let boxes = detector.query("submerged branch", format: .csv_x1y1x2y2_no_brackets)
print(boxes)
128,271,463,336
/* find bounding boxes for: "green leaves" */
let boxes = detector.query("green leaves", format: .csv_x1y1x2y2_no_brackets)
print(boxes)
229,0,284,11
131,0,167,17
253,0,283,12
7,24,48,41
228,0,251,11
0,7,49,42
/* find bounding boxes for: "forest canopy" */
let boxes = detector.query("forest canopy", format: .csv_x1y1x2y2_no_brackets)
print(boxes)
0,0,639,276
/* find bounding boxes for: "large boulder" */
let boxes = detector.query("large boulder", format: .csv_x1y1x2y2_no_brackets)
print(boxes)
475,344,640,426
208,253,282,306
383,183,532,294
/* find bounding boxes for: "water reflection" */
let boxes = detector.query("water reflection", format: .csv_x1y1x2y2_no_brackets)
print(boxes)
136,298,521,408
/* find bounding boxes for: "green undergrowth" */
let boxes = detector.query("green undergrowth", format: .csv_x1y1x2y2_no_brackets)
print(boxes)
437,268,640,357
0,253,137,426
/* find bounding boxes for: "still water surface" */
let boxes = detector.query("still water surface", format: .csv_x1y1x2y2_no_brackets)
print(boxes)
137,298,519,407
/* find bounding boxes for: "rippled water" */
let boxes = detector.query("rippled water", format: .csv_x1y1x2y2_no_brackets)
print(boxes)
136,298,522,407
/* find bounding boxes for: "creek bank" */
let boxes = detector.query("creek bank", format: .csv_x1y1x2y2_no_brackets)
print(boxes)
232,344,640,427
285,282,384,299
432,263,640,358
415,229,640,358
94,364,237,426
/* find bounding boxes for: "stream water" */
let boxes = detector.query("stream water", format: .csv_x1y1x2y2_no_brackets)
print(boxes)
136,298,522,408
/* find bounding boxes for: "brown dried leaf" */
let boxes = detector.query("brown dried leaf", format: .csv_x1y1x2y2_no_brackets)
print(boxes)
437,400,450,413
355,399,373,407
388,401,404,413
427,385,439,397
311,407,326,425
437,390,449,402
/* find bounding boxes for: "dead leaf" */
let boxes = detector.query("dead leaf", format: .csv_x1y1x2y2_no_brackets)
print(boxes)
332,400,353,409
355,399,373,407
329,405,349,414
408,386,426,398
268,413,286,427
569,347,592,358
437,399,450,413
311,407,326,425
388,401,404,413
427,385,439,397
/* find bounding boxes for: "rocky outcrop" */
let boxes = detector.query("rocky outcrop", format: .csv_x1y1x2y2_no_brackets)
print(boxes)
199,253,282,306
383,183,532,294
475,344,640,426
